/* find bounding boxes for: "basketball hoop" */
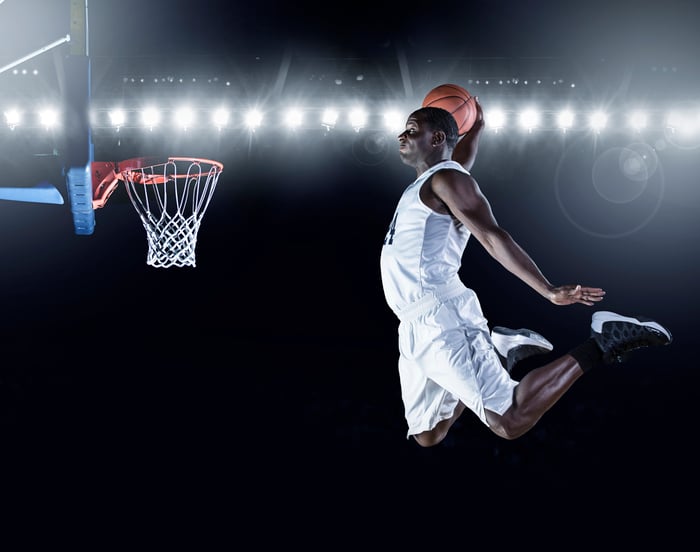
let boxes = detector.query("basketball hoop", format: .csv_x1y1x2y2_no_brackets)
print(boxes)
118,157,224,268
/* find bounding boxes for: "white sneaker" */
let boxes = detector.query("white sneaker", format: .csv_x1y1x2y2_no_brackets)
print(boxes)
591,311,672,364
491,326,553,373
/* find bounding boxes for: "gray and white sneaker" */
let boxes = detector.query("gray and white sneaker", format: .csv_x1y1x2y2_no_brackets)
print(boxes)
591,311,672,364
491,326,554,373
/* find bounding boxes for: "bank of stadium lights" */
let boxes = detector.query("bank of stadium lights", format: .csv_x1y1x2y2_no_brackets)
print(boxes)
5,102,700,137
3,107,59,129
484,107,615,133
8,68,39,76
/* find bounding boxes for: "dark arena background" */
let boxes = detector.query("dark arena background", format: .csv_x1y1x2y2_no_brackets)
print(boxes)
1,0,698,535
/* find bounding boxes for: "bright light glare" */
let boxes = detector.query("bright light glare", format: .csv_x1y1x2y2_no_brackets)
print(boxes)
109,109,126,127
557,109,575,131
628,110,648,131
212,108,230,128
284,108,304,129
666,110,699,135
38,108,59,128
321,108,338,128
518,108,541,131
141,107,160,128
589,110,608,132
485,108,506,130
348,107,367,131
174,106,195,129
244,109,263,129
383,109,404,133
4,108,21,127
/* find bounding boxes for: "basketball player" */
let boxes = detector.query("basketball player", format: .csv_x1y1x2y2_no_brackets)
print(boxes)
380,100,672,446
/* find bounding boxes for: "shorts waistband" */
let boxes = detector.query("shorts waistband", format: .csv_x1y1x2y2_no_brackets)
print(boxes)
394,280,468,322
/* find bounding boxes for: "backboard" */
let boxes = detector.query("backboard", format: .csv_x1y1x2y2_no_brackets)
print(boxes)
0,1,93,231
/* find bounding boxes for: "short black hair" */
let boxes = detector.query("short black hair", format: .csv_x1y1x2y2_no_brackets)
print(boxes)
411,107,459,149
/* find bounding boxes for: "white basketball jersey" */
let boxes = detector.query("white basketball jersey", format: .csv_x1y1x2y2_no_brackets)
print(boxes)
380,160,471,314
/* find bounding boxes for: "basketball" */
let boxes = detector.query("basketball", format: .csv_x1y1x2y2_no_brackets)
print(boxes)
422,83,477,135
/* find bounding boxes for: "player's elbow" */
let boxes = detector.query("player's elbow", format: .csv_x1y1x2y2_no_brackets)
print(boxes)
478,227,512,257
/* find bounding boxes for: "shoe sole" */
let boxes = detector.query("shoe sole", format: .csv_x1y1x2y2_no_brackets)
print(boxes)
491,326,553,357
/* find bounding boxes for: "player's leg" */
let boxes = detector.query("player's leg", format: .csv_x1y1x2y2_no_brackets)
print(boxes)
413,402,467,447
485,311,672,440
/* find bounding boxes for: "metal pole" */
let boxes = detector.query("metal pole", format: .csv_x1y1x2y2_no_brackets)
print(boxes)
0,35,71,75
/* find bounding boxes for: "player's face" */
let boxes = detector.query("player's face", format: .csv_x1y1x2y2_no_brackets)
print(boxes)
397,114,433,166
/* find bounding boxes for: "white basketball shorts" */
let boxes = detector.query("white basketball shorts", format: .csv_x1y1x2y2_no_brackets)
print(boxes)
395,283,518,438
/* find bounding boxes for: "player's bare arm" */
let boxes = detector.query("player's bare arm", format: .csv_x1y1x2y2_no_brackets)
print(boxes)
451,97,485,171
427,170,605,306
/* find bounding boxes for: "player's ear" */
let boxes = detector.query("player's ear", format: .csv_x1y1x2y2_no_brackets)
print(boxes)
432,130,446,146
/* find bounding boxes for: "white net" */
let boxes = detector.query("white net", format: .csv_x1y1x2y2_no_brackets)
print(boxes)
120,157,223,268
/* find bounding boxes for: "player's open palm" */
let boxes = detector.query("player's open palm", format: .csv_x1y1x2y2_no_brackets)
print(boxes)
549,284,606,306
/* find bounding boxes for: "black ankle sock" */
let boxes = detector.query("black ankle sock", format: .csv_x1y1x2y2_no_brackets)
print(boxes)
568,338,603,373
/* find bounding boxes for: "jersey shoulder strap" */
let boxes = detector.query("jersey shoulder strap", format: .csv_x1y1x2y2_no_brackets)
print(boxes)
420,160,470,181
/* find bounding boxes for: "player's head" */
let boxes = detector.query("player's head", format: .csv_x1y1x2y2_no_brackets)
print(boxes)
409,107,460,149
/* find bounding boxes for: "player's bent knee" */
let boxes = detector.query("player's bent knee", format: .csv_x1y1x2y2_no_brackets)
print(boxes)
413,429,446,447
485,410,526,440
489,426,520,440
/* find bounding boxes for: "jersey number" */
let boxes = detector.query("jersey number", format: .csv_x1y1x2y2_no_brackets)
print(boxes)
383,212,398,245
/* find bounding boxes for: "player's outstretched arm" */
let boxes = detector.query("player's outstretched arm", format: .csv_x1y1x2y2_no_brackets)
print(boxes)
430,169,606,308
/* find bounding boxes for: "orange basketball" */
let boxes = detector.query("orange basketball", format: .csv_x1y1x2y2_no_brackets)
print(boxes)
422,83,477,135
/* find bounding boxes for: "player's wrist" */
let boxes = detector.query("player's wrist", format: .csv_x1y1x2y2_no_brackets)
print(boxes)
542,284,557,302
